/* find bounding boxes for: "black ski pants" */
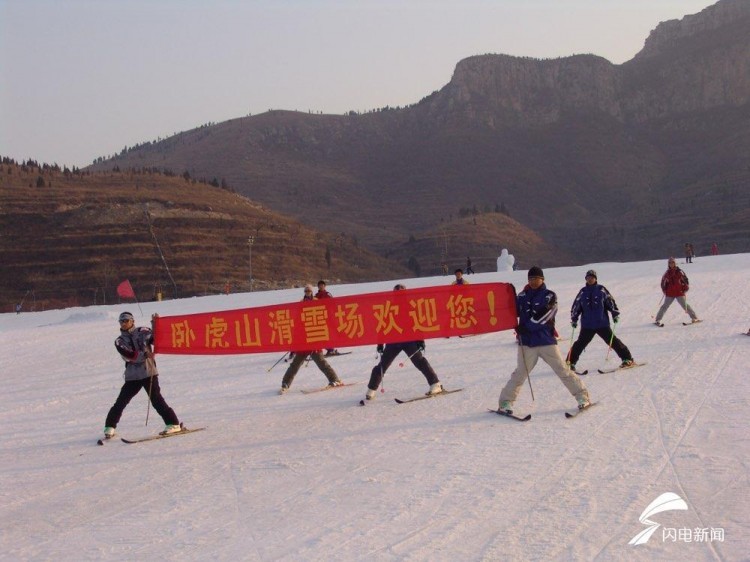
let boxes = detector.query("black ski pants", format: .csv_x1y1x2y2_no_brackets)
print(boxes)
568,326,632,366
367,341,439,391
105,376,179,428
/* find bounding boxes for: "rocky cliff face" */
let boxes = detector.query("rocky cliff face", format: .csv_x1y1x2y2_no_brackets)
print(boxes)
636,0,750,59
436,0,750,124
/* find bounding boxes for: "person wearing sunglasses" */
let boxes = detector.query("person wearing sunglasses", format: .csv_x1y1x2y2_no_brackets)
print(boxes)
102,312,182,439
498,267,590,414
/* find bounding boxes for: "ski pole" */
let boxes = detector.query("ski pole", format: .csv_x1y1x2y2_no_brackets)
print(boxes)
604,322,617,363
651,295,664,319
398,348,422,368
378,349,386,393
519,339,535,402
266,352,288,372
566,325,577,365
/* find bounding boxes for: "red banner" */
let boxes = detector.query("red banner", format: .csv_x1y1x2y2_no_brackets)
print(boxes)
152,282,517,355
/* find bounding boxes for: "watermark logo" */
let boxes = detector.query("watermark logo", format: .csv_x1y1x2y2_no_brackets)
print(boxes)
629,492,688,546
628,492,725,546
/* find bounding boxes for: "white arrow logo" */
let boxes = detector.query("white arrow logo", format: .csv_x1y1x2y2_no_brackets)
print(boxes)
629,492,688,546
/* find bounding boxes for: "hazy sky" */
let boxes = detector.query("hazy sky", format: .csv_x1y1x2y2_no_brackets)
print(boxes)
1,0,714,168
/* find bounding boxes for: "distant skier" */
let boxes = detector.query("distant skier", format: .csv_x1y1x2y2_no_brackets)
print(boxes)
315,279,338,356
103,312,182,439
567,270,635,372
498,267,590,414
711,242,719,256
452,269,469,285
684,243,694,263
654,258,700,326
465,257,475,274
364,284,443,401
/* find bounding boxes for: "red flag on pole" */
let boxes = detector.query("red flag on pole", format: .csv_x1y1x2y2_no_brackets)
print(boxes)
117,280,136,299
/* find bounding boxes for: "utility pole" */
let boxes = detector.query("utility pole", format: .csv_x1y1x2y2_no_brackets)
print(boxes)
248,235,255,291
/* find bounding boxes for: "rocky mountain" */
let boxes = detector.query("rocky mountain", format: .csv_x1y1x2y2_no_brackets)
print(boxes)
90,0,750,268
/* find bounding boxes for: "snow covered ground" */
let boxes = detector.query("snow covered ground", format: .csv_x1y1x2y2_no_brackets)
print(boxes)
1,255,748,561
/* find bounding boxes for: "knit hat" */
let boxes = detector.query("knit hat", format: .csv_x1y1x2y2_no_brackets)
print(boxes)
585,269,597,279
118,311,134,323
394,283,406,291
304,284,314,293
527,266,544,279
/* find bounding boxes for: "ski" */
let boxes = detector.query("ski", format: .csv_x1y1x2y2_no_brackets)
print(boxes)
121,426,206,444
683,320,703,326
597,361,647,374
394,388,463,404
487,408,531,421
565,402,598,418
323,351,352,357
574,369,589,376
96,436,116,446
653,322,664,327
300,382,360,394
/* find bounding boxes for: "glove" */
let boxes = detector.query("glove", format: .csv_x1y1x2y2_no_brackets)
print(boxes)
418,341,426,352
376,344,384,354
571,322,577,329
613,316,619,324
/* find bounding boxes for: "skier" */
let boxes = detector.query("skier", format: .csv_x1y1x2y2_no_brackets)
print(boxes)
567,270,635,372
465,257,475,274
315,279,338,356
654,258,700,326
364,284,443,400
498,267,590,414
684,243,694,264
452,269,469,285
103,312,181,439
279,285,343,393
711,242,719,256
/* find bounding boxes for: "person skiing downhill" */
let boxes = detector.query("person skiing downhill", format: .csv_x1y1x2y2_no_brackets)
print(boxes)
567,270,635,371
103,312,182,439
498,267,590,414
654,258,700,326
364,284,443,401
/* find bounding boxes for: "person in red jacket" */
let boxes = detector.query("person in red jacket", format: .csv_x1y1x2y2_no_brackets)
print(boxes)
315,280,340,356
654,258,700,326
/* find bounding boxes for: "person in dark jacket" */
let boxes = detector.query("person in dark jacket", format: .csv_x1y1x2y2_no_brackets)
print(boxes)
279,285,343,393
364,284,443,400
498,267,590,414
568,270,634,371
103,312,181,439
654,258,700,325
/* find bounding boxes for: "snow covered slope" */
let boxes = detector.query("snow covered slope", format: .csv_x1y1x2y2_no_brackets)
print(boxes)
1,255,748,560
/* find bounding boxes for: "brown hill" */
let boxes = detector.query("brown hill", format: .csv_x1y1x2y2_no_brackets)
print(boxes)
0,160,413,310
89,0,750,265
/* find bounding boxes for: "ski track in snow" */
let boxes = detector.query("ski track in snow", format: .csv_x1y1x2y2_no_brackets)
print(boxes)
1,255,749,560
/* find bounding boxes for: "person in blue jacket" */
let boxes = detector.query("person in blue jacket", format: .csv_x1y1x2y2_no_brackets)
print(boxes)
567,270,634,371
498,266,590,413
